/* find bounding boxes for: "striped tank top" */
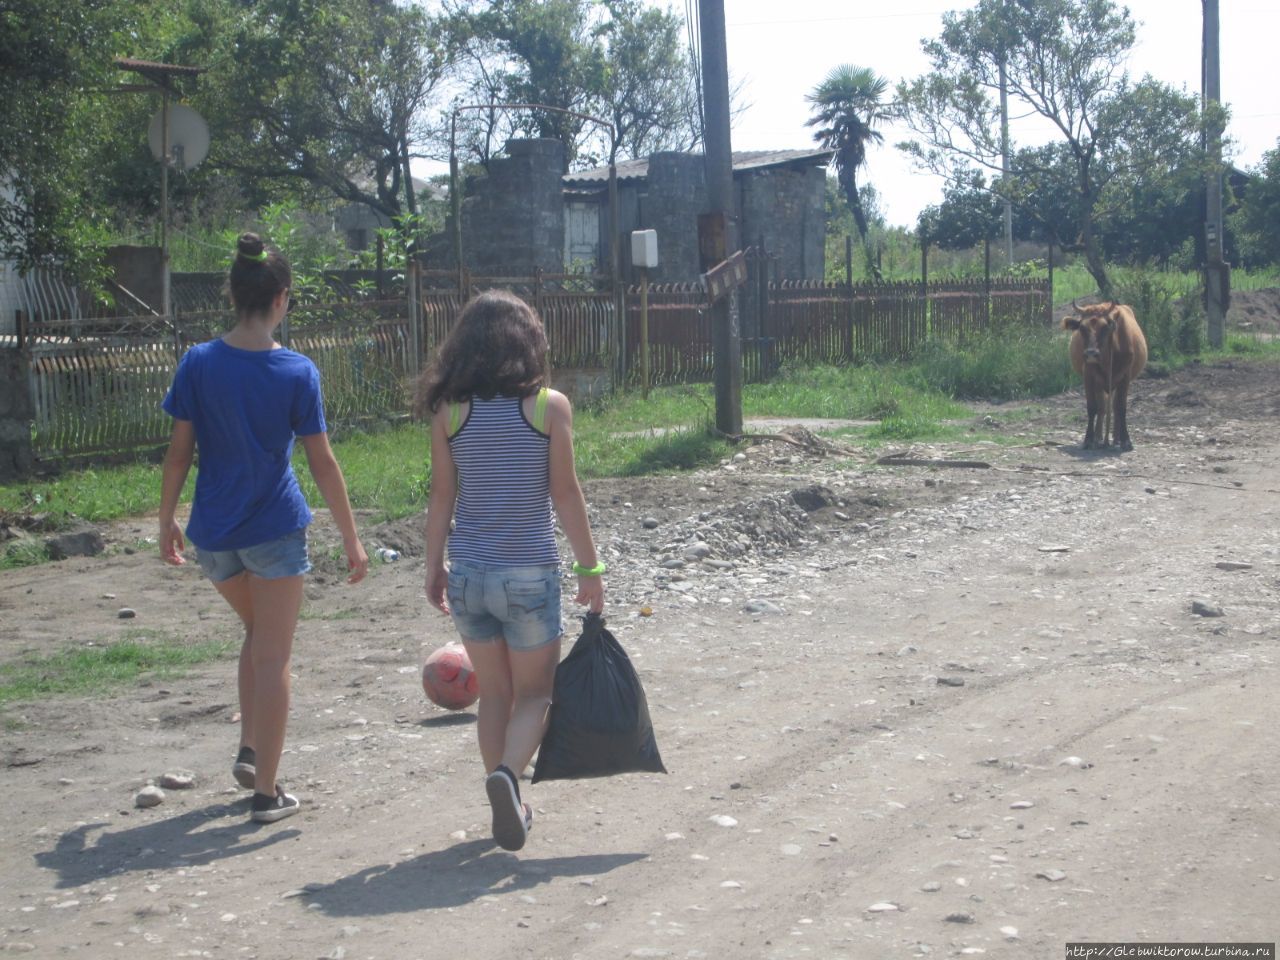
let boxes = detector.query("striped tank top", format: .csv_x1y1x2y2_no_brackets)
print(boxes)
447,394,558,566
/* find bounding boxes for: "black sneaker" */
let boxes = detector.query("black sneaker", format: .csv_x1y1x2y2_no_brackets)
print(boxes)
250,786,299,823
232,746,256,790
485,765,528,851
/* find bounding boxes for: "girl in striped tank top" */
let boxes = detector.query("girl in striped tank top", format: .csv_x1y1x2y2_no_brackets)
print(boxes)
419,290,604,851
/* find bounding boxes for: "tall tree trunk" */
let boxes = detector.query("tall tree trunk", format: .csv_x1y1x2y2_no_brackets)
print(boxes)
842,166,869,241
1080,214,1111,300
1076,169,1110,299
400,132,419,253
841,167,880,279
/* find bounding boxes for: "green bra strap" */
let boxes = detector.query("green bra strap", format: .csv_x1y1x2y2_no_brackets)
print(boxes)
448,402,460,435
532,387,549,433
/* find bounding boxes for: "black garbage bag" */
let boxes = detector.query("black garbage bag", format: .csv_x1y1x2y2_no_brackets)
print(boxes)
531,612,667,782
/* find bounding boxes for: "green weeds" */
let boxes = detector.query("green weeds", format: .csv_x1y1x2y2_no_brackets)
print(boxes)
0,630,234,705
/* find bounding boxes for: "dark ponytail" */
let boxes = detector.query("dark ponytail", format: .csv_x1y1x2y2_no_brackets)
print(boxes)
228,232,291,315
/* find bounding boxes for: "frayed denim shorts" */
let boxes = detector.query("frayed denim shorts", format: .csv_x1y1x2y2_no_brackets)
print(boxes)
196,527,312,583
446,560,563,651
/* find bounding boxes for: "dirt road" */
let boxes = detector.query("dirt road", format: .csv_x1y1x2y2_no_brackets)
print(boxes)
2,358,1278,959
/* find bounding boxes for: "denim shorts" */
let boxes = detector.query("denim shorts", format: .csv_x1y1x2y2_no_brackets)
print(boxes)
446,560,563,651
196,528,312,583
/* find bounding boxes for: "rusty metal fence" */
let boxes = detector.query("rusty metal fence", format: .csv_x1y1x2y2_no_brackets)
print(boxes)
5,265,1049,464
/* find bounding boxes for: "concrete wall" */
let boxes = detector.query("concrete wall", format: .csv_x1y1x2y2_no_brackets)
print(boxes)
0,260,22,336
551,364,612,406
456,139,567,276
425,144,827,286
641,152,709,284
105,245,165,314
0,350,33,480
739,165,827,282
616,157,826,284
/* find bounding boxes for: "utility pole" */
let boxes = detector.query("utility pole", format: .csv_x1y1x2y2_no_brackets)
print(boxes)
1203,0,1226,348
698,0,743,436
999,53,1014,270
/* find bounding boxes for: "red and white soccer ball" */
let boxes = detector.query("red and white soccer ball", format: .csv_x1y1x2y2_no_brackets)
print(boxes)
422,642,479,710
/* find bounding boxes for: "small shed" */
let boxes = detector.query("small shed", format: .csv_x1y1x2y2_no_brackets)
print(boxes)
562,148,833,283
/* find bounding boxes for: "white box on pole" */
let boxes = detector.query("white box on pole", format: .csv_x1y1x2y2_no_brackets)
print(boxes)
631,229,658,269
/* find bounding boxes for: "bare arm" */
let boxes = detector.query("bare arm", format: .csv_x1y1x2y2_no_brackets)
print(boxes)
158,420,195,566
545,390,604,612
424,411,458,613
299,432,369,584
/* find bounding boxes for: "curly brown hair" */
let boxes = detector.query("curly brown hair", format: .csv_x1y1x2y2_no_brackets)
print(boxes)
416,289,549,416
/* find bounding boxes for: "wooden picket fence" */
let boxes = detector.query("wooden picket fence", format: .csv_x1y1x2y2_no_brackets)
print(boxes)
625,276,1051,387
9,269,1049,463
19,301,410,461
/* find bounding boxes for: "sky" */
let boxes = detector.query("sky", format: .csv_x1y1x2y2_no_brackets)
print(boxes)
711,0,1280,228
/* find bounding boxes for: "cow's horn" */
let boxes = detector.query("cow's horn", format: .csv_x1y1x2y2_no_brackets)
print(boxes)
1071,298,1082,312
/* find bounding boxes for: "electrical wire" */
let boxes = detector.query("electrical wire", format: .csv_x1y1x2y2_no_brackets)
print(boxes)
685,0,705,147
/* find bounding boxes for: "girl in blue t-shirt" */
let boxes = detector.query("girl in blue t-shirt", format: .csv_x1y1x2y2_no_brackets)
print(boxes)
159,233,369,824
420,289,605,851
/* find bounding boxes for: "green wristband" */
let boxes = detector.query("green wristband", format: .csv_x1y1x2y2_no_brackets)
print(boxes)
572,560,606,576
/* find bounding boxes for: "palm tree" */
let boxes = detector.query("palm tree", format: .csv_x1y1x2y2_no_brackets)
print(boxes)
805,65,890,244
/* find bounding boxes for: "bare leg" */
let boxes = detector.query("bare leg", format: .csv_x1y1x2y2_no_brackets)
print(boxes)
500,638,562,776
244,574,304,795
462,639,514,773
212,573,255,750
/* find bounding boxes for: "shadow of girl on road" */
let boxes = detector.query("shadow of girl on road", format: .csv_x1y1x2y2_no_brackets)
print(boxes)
301,837,647,915
35,799,300,889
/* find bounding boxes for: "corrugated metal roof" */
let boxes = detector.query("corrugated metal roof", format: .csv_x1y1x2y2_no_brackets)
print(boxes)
562,148,833,186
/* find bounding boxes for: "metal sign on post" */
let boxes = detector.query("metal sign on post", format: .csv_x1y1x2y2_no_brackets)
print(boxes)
700,249,748,305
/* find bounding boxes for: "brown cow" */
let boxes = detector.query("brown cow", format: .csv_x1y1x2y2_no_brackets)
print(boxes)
1062,301,1148,451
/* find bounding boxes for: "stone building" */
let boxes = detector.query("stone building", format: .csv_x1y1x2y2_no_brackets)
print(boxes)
563,148,832,283
431,140,833,283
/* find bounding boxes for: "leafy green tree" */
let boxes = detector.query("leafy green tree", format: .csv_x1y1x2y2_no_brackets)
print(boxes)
805,65,891,244
182,0,459,231
453,0,605,162
1232,140,1280,268
449,0,705,168
918,170,1001,250
597,0,701,162
898,0,1208,298
0,0,160,279
1001,144,1084,248
1098,159,1203,269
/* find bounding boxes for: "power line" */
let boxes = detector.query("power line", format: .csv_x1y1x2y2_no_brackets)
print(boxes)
728,11,954,27
686,0,706,146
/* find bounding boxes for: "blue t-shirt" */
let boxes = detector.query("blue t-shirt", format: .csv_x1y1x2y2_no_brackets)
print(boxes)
162,339,326,551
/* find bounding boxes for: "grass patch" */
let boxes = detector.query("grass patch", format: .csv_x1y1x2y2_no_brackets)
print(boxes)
0,539,51,571
3,315,1271,538
911,328,1076,401
0,464,189,527
745,362,972,422
299,606,361,621
0,629,235,705
293,424,429,521
1051,263,1280,307
1214,335,1280,359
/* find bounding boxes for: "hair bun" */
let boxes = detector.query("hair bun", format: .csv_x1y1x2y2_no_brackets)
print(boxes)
237,232,266,260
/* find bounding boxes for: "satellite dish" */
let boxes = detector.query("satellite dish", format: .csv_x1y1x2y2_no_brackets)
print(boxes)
148,104,210,171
